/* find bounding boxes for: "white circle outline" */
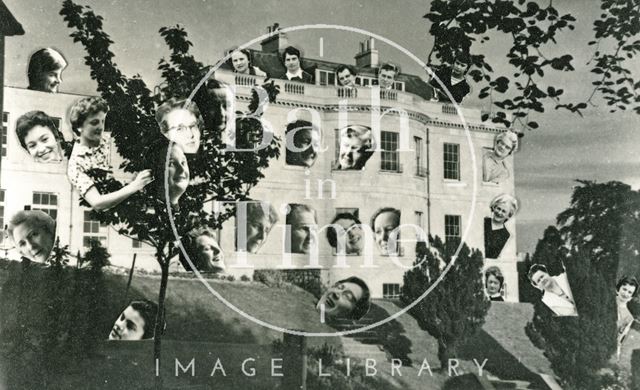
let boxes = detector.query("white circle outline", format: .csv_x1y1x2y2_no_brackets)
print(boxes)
165,24,478,337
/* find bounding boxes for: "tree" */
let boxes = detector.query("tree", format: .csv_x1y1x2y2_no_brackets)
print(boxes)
524,181,640,389
59,1,281,388
424,0,640,132
82,238,111,270
402,238,490,368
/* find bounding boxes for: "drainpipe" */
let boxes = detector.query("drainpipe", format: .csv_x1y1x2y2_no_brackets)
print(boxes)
426,125,431,237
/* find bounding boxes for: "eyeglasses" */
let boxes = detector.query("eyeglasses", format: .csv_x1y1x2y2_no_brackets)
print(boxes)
168,123,199,133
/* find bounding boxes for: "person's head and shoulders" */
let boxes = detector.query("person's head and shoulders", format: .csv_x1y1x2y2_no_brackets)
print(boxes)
376,62,399,90
108,299,164,341
68,96,110,161
238,201,279,254
617,276,639,308
15,111,64,164
227,47,267,77
487,194,518,230
27,48,67,94
316,276,371,322
327,213,364,256
281,46,313,84
334,125,375,170
528,263,577,316
485,266,505,302
8,209,56,264
483,131,519,184
371,207,401,256
430,49,471,103
286,203,317,254
336,65,357,89
155,98,203,155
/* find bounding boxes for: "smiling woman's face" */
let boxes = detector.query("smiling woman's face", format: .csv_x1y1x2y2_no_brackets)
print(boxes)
79,111,107,145
24,125,61,163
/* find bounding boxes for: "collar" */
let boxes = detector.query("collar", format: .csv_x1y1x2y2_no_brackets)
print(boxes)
286,69,303,80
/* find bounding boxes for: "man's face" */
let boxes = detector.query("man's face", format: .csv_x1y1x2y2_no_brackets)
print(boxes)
618,283,637,303
316,281,364,318
167,146,190,203
79,111,107,145
195,234,224,271
494,136,515,159
284,53,301,73
289,209,316,254
38,67,63,93
378,69,396,89
452,60,469,77
109,306,146,341
491,203,510,224
486,274,502,295
374,211,400,255
338,135,365,169
24,125,61,163
163,109,201,154
334,218,363,255
231,51,250,74
244,215,272,254
337,69,355,87
12,222,54,263
531,270,552,291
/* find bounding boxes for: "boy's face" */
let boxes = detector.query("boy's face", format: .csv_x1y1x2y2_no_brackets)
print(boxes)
109,306,146,341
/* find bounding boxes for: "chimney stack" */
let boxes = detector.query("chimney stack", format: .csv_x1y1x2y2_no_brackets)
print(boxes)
355,37,379,69
260,23,289,53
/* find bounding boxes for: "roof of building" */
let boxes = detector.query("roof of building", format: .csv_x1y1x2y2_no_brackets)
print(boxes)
241,49,433,101
0,1,24,36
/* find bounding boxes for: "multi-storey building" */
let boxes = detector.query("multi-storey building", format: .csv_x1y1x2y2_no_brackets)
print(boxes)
1,32,518,300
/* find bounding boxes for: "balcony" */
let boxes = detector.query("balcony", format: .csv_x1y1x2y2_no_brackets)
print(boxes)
337,87,357,99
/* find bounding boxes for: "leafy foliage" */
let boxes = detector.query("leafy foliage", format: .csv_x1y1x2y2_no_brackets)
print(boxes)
82,238,111,270
524,181,639,389
401,238,489,368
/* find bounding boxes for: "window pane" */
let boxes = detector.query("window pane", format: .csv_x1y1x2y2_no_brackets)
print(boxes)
33,193,40,204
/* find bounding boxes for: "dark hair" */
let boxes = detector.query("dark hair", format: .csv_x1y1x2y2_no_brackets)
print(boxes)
69,96,109,136
155,97,203,134
617,276,639,297
27,48,67,91
485,266,504,289
378,62,400,76
128,299,162,339
527,263,548,287
370,207,401,230
335,65,356,84
326,213,361,248
143,138,186,197
15,111,61,151
454,49,471,65
285,120,315,166
281,46,301,64
337,276,371,320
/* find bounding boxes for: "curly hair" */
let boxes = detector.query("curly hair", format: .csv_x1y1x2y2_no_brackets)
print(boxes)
68,96,109,136
8,210,56,241
494,131,519,155
326,213,362,249
490,194,519,219
617,276,640,297
527,263,548,288
15,111,62,151
281,46,302,64
338,125,376,169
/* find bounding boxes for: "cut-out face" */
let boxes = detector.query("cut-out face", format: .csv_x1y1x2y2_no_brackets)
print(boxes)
337,68,356,88
12,222,55,263
373,211,400,255
79,111,107,145
245,215,272,254
452,59,469,78
194,234,224,272
316,281,364,319
163,109,201,154
338,136,366,170
531,270,553,291
486,274,502,296
166,145,190,205
284,53,301,73
24,125,61,163
618,283,637,303
494,136,515,159
288,127,318,167
289,209,316,254
491,202,511,224
333,217,363,255
108,306,146,341
38,67,64,93
231,51,250,74
378,69,396,89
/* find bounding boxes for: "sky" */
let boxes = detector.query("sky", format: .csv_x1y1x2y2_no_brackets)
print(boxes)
4,0,640,253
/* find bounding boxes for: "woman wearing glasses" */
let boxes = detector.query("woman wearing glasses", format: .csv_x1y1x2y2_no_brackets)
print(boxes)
483,131,518,185
155,97,203,154
67,97,153,211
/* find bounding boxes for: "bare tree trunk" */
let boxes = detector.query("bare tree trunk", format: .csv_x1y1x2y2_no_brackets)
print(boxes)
153,254,169,390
